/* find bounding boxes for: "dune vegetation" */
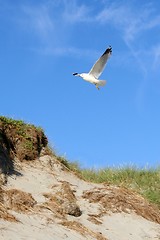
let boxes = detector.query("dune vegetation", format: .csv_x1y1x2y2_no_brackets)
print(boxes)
57,156,160,209
0,116,159,209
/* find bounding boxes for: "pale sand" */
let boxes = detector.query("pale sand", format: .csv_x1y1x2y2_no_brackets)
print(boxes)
1,155,160,240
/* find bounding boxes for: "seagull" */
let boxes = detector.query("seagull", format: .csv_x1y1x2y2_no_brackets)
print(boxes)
73,46,112,90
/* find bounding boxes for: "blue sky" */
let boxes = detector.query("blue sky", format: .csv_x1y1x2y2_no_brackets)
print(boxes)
0,0,160,168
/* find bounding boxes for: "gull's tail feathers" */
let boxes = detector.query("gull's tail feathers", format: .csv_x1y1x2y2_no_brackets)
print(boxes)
97,80,106,87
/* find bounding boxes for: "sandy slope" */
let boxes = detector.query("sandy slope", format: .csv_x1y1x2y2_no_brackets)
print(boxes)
0,155,160,240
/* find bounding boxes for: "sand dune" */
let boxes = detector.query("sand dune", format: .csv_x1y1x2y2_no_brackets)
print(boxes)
0,155,159,240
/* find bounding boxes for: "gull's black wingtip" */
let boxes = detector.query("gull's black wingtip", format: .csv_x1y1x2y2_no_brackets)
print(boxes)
102,46,112,56
109,45,112,50
107,45,112,53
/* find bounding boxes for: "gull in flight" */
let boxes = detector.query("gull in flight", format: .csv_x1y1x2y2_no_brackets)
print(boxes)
73,46,112,90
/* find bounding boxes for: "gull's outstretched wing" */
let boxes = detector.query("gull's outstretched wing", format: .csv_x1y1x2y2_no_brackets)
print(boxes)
89,46,112,79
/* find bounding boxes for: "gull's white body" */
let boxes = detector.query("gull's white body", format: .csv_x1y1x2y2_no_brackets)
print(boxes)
77,73,106,87
73,46,112,89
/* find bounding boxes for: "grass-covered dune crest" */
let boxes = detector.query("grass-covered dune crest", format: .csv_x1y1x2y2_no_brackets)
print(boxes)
0,116,159,210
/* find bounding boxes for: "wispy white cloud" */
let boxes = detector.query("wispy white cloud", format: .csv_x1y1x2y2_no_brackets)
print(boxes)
46,1,160,74
15,0,160,73
95,2,160,73
152,44,160,70
95,3,157,44
18,1,95,57
91,1,160,110
34,45,100,61
21,4,54,41
62,0,91,23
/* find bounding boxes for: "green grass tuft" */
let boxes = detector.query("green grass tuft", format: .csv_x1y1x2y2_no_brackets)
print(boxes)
80,166,160,208
55,154,160,208
56,155,81,173
0,116,43,134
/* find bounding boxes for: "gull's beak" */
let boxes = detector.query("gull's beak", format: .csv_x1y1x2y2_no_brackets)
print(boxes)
73,72,78,76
